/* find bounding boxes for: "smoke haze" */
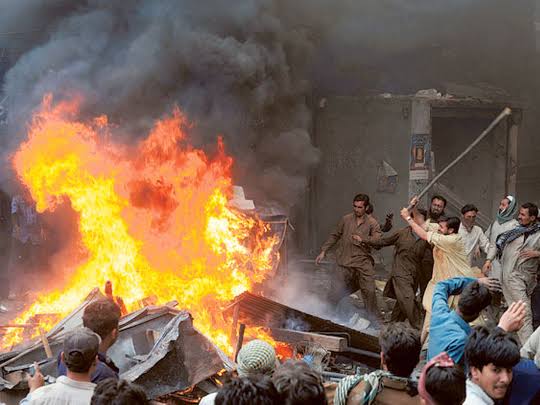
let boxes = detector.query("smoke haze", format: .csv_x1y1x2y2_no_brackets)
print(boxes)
1,0,535,207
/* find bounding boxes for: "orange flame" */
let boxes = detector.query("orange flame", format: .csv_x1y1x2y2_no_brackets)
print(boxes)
4,95,279,352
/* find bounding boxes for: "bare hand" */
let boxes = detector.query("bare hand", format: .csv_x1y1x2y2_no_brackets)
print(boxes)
27,362,44,393
477,277,502,293
400,208,410,220
498,301,526,332
482,260,492,276
315,251,325,265
519,250,540,260
409,196,419,207
473,246,481,260
351,234,362,243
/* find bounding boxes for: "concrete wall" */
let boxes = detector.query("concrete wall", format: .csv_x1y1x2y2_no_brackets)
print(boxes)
304,96,514,255
307,96,411,255
431,115,507,218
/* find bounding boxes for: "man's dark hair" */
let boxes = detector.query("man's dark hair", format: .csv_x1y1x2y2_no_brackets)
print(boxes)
366,203,374,215
379,323,421,377
521,202,539,219
457,281,492,322
83,299,121,340
425,365,466,405
442,216,461,234
412,208,427,220
216,376,280,405
461,204,479,215
353,194,370,205
272,360,327,405
465,326,520,374
91,378,149,405
431,195,447,207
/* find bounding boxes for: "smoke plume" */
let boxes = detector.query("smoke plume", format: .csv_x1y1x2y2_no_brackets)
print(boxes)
1,0,534,206
2,0,320,209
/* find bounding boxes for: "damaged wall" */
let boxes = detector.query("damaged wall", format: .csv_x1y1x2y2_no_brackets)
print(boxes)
305,96,411,254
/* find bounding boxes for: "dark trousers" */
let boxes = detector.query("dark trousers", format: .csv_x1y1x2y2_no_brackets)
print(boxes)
388,275,422,330
340,262,382,322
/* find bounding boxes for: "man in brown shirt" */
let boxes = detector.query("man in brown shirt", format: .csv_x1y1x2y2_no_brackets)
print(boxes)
316,194,383,322
367,208,429,330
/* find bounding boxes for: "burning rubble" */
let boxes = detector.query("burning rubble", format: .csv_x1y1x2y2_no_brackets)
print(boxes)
0,95,380,403
3,94,280,352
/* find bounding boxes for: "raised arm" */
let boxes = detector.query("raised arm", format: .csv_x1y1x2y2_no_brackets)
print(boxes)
431,277,476,317
400,207,428,241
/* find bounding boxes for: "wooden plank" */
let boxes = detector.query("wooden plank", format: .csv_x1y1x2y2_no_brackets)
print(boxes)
270,328,347,352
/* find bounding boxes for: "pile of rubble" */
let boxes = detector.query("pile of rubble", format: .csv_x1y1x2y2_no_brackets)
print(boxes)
0,285,380,404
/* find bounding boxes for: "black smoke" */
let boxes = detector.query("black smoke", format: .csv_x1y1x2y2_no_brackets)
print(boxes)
1,0,536,207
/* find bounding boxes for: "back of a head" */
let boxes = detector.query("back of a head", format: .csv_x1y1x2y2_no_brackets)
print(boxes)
425,365,466,405
215,376,280,405
380,323,421,377
445,216,461,234
236,339,277,377
412,208,427,221
465,326,520,372
63,327,100,373
366,203,374,215
272,360,327,405
458,281,492,321
83,299,121,340
91,378,149,405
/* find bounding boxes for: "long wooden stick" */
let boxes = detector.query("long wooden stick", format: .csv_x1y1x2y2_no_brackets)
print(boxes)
409,107,512,208
39,328,53,358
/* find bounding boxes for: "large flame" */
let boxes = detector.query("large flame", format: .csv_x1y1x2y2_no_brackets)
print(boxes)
3,95,279,352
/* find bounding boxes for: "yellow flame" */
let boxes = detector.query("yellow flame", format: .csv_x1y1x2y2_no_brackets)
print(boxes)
4,95,279,352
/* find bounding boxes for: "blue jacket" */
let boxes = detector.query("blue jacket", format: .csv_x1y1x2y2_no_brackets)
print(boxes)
428,277,476,363
506,359,540,405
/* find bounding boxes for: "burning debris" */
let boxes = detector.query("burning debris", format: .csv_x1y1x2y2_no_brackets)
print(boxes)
0,89,378,405
4,95,280,353
224,292,380,371
0,286,235,404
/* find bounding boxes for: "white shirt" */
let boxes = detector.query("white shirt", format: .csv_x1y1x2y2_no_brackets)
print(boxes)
463,380,494,405
199,392,217,405
458,224,490,266
26,376,95,405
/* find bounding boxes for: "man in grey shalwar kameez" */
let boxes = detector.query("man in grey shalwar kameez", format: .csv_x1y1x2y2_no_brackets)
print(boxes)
496,202,540,344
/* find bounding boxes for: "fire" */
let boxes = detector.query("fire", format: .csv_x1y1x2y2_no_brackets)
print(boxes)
3,95,279,352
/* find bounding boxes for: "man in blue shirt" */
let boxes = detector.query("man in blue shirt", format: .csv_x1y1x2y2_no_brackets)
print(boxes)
58,298,121,382
428,277,525,364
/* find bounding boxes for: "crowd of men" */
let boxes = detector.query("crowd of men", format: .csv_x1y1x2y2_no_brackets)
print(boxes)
8,191,540,404
313,192,540,403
